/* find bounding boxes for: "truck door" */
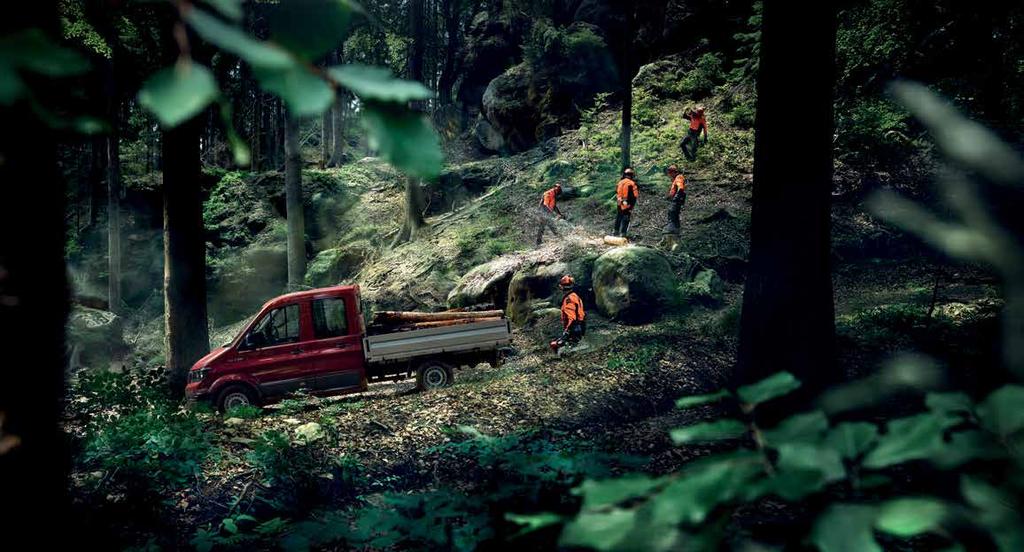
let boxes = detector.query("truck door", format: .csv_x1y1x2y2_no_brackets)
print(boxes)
306,295,365,391
235,302,317,397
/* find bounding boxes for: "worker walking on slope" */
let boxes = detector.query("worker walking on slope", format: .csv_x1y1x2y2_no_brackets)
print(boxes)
613,167,639,237
550,274,586,354
665,164,686,233
535,181,566,246
680,106,708,161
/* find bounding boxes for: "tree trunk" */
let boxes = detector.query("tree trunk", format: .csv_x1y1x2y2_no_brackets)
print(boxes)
394,0,430,245
0,2,71,539
329,93,345,167
437,0,461,106
620,77,632,170
253,92,262,171
320,103,332,168
734,1,837,406
163,116,211,394
284,112,306,289
107,102,122,315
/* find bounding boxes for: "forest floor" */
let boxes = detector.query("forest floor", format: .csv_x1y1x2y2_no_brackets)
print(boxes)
64,87,1003,549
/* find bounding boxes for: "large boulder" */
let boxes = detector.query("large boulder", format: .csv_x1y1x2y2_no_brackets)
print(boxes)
430,160,502,215
473,115,506,153
482,63,538,152
67,306,125,371
455,10,530,113
592,246,679,323
506,262,569,325
679,269,724,306
447,256,525,309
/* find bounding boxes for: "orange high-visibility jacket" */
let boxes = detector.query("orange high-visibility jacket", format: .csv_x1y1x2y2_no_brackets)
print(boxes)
616,178,639,211
668,174,686,197
689,113,707,133
541,187,558,211
561,292,585,330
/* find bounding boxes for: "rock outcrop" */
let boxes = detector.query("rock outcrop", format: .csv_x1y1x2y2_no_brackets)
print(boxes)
592,246,679,323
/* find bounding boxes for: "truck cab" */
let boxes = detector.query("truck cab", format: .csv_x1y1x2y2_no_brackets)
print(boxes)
185,285,367,412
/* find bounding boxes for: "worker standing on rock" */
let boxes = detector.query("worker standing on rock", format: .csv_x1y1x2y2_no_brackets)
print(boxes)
665,164,686,233
551,274,586,354
680,106,708,161
535,181,565,246
614,167,639,238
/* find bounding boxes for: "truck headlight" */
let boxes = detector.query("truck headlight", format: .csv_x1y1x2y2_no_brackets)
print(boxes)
188,367,210,384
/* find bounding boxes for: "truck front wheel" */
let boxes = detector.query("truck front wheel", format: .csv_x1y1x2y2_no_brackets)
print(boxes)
416,361,454,391
217,384,259,413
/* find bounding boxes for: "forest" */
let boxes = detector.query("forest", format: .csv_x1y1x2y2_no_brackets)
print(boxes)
1,0,1023,550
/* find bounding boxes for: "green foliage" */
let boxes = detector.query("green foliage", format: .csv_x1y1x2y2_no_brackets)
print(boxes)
605,342,666,374
138,63,219,128
680,53,725,98
82,402,212,493
224,404,262,419
0,28,90,108
361,103,444,180
835,97,913,161
327,64,433,103
254,63,335,118
59,0,112,57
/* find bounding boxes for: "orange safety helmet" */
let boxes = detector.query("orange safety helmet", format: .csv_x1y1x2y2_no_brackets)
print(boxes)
559,274,575,289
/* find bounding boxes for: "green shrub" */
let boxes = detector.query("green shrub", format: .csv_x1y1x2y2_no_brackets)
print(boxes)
224,404,262,419
680,53,725,98
606,343,667,374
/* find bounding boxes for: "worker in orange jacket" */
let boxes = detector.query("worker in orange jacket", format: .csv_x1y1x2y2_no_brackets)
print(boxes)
613,167,639,237
550,274,586,353
535,181,565,245
665,164,686,234
680,106,708,161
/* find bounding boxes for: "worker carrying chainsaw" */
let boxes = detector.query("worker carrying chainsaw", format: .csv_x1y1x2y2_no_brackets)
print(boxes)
535,181,566,245
613,167,639,238
665,164,686,234
550,274,586,353
680,106,708,161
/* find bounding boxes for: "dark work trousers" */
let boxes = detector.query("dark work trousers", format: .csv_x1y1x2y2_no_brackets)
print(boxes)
681,128,702,161
665,192,686,234
535,206,559,245
564,320,586,344
614,209,632,237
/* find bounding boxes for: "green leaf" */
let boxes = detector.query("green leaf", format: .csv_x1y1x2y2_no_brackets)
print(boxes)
0,29,90,77
505,512,563,538
862,413,948,469
138,63,219,128
269,0,355,60
575,475,664,510
737,371,800,406
361,103,443,179
772,443,845,497
222,517,239,534
977,385,1024,437
0,64,26,105
219,102,251,166
812,504,882,552
675,389,730,409
254,65,334,118
559,509,636,552
875,498,948,537
644,452,764,526
200,0,243,21
932,429,1006,469
328,64,432,103
826,422,879,460
186,9,294,70
670,419,747,445
926,392,974,415
761,410,828,446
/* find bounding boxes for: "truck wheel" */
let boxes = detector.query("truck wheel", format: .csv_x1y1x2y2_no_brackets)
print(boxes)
217,385,259,413
416,361,454,391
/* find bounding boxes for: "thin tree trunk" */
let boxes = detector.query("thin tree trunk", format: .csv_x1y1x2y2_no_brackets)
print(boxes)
107,95,123,315
284,112,306,288
394,0,429,244
620,77,632,170
0,2,71,539
253,92,262,171
329,93,345,166
734,1,837,408
320,104,332,168
163,116,211,395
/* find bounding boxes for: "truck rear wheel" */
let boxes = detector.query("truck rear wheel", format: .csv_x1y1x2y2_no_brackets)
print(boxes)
416,361,454,391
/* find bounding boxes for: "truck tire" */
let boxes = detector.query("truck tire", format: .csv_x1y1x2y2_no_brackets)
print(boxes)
217,384,259,413
416,361,454,391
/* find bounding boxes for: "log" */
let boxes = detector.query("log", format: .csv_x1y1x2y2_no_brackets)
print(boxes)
404,316,503,330
373,309,504,324
603,235,629,246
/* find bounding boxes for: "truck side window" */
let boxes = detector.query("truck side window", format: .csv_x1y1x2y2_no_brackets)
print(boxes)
312,298,348,339
247,304,300,348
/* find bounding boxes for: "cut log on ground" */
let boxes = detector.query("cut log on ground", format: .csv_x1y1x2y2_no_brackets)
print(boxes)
603,235,629,246
373,310,504,325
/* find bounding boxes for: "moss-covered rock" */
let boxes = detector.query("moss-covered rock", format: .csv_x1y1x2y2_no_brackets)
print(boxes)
506,262,569,325
680,268,724,306
447,257,525,309
592,246,678,323
67,306,125,370
304,242,373,288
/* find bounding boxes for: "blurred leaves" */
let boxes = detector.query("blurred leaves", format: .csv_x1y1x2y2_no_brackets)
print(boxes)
186,8,293,70
812,504,882,552
669,419,747,445
200,0,243,21
875,498,948,537
825,421,878,460
253,64,334,118
0,28,89,109
328,65,433,103
138,62,219,128
976,385,1024,437
675,389,729,409
361,104,444,180
268,0,357,60
736,371,800,406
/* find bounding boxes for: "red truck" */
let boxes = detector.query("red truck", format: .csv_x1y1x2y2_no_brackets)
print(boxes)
185,285,512,412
